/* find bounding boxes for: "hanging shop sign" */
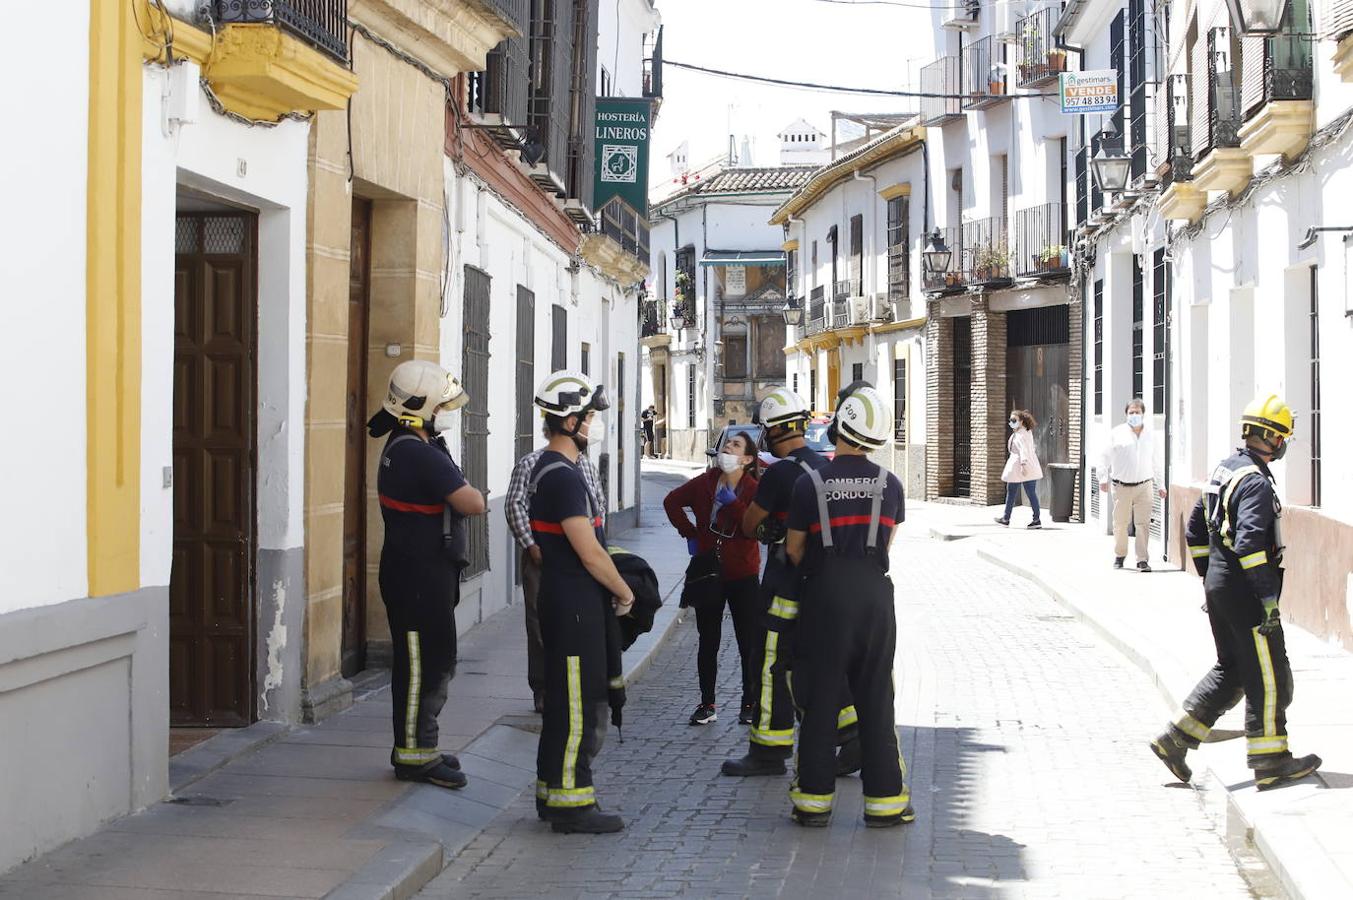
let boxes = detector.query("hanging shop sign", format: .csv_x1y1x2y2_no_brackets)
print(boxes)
594,97,653,217
1060,70,1119,115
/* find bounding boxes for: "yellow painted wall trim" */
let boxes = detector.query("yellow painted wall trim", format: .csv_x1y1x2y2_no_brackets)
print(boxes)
871,316,926,335
781,239,799,252
88,0,144,595
137,8,358,121
877,182,911,200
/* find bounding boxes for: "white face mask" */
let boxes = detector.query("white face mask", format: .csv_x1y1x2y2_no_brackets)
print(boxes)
1126,413,1144,428
432,410,456,433
717,452,745,473
1008,419,1019,430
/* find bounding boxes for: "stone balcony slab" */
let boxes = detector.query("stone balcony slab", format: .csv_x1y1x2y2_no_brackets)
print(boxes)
1240,100,1316,161
1191,147,1253,198
1158,182,1206,224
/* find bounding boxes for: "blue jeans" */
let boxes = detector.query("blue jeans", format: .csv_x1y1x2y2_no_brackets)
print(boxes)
1003,480,1041,522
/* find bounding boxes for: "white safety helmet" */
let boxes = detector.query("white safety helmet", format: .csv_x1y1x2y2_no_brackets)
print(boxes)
832,386,891,451
383,360,468,427
756,388,811,429
534,369,611,418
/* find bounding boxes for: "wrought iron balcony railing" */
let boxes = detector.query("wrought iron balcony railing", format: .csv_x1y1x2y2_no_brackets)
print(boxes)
641,297,665,338
600,196,650,265
963,35,1008,110
1196,26,1242,160
806,286,827,335
643,26,664,100
832,297,851,329
960,217,1010,285
1241,16,1313,121
1016,6,1067,89
215,0,348,63
921,226,962,293
1013,203,1069,278
920,56,963,126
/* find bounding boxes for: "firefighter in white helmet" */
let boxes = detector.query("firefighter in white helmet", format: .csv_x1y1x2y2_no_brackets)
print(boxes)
785,386,914,828
528,370,634,834
368,360,486,789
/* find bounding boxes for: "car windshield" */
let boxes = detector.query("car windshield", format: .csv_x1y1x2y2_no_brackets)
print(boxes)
804,423,832,451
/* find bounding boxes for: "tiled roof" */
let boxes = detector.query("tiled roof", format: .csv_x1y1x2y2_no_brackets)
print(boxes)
652,165,816,210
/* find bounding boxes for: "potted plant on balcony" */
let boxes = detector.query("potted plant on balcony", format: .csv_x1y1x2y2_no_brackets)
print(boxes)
989,67,1005,96
1048,48,1067,72
975,247,1010,281
1038,244,1067,273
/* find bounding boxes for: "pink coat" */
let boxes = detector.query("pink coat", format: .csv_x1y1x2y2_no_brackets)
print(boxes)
1001,428,1043,483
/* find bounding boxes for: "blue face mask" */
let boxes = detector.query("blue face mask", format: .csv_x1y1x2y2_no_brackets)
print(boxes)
1126,413,1144,428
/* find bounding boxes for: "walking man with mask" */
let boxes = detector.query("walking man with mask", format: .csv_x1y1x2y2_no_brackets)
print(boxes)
1099,398,1167,571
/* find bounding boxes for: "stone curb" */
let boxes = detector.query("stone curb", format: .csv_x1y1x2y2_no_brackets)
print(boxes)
973,545,1315,900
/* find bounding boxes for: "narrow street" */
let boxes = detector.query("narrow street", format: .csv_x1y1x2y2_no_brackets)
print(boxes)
415,477,1263,899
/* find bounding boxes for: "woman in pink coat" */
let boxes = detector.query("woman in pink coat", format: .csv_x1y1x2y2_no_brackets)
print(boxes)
995,409,1043,529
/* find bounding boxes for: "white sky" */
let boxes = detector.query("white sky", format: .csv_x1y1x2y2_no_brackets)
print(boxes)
649,0,937,189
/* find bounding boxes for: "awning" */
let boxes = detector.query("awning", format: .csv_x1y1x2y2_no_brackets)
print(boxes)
699,250,785,267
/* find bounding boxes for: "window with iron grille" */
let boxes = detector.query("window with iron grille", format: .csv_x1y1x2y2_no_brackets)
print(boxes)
811,240,818,288
724,334,748,379
852,362,864,384
887,197,910,303
515,286,536,461
1094,279,1104,415
616,350,625,508
810,368,818,411
1075,144,1088,226
828,227,839,290
462,266,492,577
787,248,798,298
1152,250,1168,413
565,0,598,208
581,342,591,375
793,372,800,395
1111,11,1126,138
1128,0,1150,181
1310,266,1322,507
1132,256,1144,399
551,304,567,369
849,215,864,295
687,365,696,428
893,358,906,443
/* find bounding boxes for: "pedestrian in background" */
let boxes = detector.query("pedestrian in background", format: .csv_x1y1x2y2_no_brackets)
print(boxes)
995,409,1043,529
1098,397,1166,571
663,433,762,726
506,434,605,713
641,405,657,457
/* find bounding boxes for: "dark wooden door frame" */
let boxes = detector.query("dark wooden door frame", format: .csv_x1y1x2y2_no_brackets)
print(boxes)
171,210,259,727
342,199,373,677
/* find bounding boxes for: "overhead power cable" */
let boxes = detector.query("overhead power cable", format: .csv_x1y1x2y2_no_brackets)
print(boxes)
810,0,1035,9
663,59,1057,101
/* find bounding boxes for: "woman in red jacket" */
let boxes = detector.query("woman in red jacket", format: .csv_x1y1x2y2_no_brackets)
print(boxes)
663,433,762,726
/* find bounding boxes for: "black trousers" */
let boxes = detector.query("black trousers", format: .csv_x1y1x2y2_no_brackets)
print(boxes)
1172,569,1294,768
745,554,858,760
694,576,761,707
790,557,908,822
536,577,610,813
522,548,545,695
379,550,459,769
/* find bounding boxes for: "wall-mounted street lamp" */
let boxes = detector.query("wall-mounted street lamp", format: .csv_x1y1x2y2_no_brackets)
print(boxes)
1224,0,1290,35
781,297,804,327
669,309,687,331
922,230,952,277
1091,123,1132,194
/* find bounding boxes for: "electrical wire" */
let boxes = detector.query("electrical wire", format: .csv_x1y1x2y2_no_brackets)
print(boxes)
810,0,1038,9
663,58,1056,100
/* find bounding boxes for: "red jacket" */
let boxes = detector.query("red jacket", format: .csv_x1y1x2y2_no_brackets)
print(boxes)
663,468,762,581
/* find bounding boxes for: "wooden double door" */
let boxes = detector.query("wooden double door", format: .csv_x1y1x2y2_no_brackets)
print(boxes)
171,212,257,727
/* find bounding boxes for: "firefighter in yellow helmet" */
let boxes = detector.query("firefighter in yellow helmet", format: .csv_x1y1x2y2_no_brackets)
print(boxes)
1150,395,1322,791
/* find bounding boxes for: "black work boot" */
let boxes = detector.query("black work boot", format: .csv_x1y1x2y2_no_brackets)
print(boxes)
865,805,917,828
1149,730,1193,783
835,736,862,777
550,806,625,834
791,808,831,827
442,753,461,770
721,754,787,777
395,758,467,789
1254,754,1322,792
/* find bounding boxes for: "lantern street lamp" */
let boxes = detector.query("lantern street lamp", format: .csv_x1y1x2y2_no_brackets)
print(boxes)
669,308,687,332
1090,124,1132,194
1224,0,1289,35
781,297,804,327
922,230,952,278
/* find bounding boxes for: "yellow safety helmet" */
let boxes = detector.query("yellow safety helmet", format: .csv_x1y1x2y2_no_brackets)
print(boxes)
1240,394,1294,440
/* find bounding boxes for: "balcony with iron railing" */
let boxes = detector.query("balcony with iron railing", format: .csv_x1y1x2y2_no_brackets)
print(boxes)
806,286,827,335
215,0,349,63
600,196,650,265
832,279,854,328
641,296,665,338
960,217,1010,286
1012,203,1069,278
943,0,980,30
920,56,963,126
1016,6,1067,89
467,10,530,147
1190,27,1253,196
643,26,664,101
921,226,963,293
1239,4,1316,160
963,36,1008,110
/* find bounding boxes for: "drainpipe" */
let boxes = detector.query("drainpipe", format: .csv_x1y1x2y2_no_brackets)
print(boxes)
788,212,807,390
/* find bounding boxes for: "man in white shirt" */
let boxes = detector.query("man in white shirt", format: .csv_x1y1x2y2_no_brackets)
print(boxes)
1099,398,1167,571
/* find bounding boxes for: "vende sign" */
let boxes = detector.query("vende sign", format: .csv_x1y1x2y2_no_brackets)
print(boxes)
1060,70,1119,115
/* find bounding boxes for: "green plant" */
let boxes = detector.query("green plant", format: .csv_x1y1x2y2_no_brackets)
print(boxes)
1038,244,1066,264
977,247,1010,270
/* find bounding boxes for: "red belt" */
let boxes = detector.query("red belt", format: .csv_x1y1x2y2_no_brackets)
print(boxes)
531,517,604,534
808,515,896,534
379,495,442,515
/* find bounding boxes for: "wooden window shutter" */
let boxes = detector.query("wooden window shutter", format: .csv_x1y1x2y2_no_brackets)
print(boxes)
1325,0,1353,39
1190,30,1210,159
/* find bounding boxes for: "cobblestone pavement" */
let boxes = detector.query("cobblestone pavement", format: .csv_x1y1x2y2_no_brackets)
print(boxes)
416,528,1264,899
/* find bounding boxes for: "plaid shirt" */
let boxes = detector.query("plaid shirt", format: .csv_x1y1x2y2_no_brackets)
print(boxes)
505,449,605,550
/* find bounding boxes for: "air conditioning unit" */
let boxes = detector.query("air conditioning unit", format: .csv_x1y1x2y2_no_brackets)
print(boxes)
871,292,893,321
994,1,1022,42
943,0,980,30
848,296,871,325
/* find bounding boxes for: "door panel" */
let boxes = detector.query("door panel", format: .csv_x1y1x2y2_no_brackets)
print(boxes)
1007,343,1071,507
953,317,973,497
342,200,372,677
171,213,257,727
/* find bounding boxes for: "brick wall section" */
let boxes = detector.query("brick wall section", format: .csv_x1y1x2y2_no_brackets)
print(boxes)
1067,296,1085,521
970,298,1008,506
925,301,955,500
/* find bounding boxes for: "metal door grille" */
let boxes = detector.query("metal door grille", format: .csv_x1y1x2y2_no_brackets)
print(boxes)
462,266,492,577
515,286,535,461
953,317,973,498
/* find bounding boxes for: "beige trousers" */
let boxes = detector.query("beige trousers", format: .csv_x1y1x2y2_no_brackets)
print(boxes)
1112,481,1154,562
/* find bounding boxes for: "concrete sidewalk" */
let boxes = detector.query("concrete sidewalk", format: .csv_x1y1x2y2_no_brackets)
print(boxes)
922,501,1353,900
0,469,693,900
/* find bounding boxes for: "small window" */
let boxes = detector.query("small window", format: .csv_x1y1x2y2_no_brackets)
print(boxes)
893,358,907,443
852,362,864,383
581,342,591,376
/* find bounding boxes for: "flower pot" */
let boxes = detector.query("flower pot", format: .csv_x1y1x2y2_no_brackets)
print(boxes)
1049,52,1067,72
989,80,1005,95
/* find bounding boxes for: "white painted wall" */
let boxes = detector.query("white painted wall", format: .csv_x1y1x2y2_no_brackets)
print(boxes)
597,0,660,98
139,64,312,589
0,3,90,612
